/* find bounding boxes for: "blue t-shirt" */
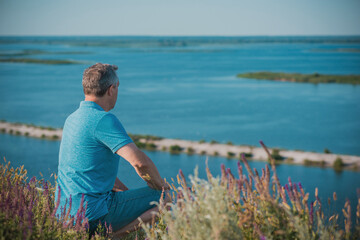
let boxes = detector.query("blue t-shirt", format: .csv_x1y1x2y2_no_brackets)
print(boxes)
55,101,133,221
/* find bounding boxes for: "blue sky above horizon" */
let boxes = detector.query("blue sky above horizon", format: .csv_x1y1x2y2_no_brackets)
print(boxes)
0,0,359,36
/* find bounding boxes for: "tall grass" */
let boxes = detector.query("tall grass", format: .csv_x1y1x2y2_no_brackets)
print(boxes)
143,141,360,240
0,158,110,240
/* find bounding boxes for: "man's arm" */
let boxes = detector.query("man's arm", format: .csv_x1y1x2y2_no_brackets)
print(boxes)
116,143,168,190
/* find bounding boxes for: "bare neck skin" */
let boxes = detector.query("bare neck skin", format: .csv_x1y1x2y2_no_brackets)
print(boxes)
84,95,112,112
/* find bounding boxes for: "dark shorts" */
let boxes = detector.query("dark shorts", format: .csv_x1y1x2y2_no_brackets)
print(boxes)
89,186,162,233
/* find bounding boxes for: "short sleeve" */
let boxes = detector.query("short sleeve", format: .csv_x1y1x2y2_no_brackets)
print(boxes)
94,113,133,153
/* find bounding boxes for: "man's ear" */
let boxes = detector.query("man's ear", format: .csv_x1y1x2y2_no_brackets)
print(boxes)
107,85,114,96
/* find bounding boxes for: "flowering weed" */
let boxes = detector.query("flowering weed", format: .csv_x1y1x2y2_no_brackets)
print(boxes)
143,141,360,240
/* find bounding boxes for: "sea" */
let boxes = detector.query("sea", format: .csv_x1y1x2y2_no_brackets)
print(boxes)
0,36,359,220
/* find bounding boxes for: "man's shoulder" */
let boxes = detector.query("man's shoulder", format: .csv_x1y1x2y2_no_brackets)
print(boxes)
96,112,121,130
65,107,109,125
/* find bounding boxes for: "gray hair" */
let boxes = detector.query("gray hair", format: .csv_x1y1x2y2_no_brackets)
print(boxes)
82,63,119,97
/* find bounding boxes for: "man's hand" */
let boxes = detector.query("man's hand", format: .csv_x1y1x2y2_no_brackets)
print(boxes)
116,143,168,190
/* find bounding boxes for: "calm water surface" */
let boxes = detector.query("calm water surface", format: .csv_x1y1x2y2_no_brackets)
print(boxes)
0,37,360,155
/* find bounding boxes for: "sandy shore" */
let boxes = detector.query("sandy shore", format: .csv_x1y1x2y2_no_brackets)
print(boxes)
0,121,62,140
1,121,359,169
149,138,360,168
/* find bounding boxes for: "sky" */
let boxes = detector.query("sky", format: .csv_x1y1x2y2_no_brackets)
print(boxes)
0,0,359,36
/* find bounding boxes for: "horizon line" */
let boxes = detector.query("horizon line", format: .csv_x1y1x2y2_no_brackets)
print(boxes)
1,34,360,38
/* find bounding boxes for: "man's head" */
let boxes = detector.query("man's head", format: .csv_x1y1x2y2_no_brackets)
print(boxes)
82,63,119,111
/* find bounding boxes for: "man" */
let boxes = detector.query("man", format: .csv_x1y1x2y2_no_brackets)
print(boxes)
55,63,169,236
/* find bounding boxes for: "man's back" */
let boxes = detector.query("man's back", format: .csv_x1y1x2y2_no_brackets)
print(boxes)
56,101,132,221
56,63,167,236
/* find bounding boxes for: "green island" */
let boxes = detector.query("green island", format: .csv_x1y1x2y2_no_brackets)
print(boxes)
237,72,360,84
0,58,83,65
310,48,360,53
0,49,91,57
0,49,90,65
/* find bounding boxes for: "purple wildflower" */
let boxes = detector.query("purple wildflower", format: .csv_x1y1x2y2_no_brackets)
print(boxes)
65,195,72,219
226,168,231,176
237,161,243,178
62,198,68,219
52,186,61,217
60,206,64,218
293,183,298,192
29,176,36,184
179,169,187,187
221,164,226,172
309,201,314,225
179,169,184,177
285,184,294,201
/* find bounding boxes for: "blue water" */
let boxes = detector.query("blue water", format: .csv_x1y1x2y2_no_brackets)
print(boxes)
0,37,360,221
1,37,360,155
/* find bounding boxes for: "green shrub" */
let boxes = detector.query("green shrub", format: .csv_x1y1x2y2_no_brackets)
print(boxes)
240,152,253,159
52,135,59,140
145,143,157,151
129,133,163,142
271,148,283,161
304,159,326,167
213,151,219,156
333,157,345,171
200,150,207,155
227,151,235,158
25,132,30,136
186,147,195,155
226,141,233,145
134,141,146,149
170,145,183,154
210,140,218,144
199,139,206,144
324,148,332,154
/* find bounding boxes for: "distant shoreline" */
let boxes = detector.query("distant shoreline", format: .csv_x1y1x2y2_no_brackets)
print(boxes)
1,120,359,171
237,72,360,84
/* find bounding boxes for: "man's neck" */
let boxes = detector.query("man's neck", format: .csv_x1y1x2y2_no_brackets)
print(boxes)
84,95,110,112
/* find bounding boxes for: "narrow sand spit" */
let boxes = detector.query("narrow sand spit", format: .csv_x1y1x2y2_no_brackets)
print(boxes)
150,138,360,168
1,121,359,168
0,122,62,140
